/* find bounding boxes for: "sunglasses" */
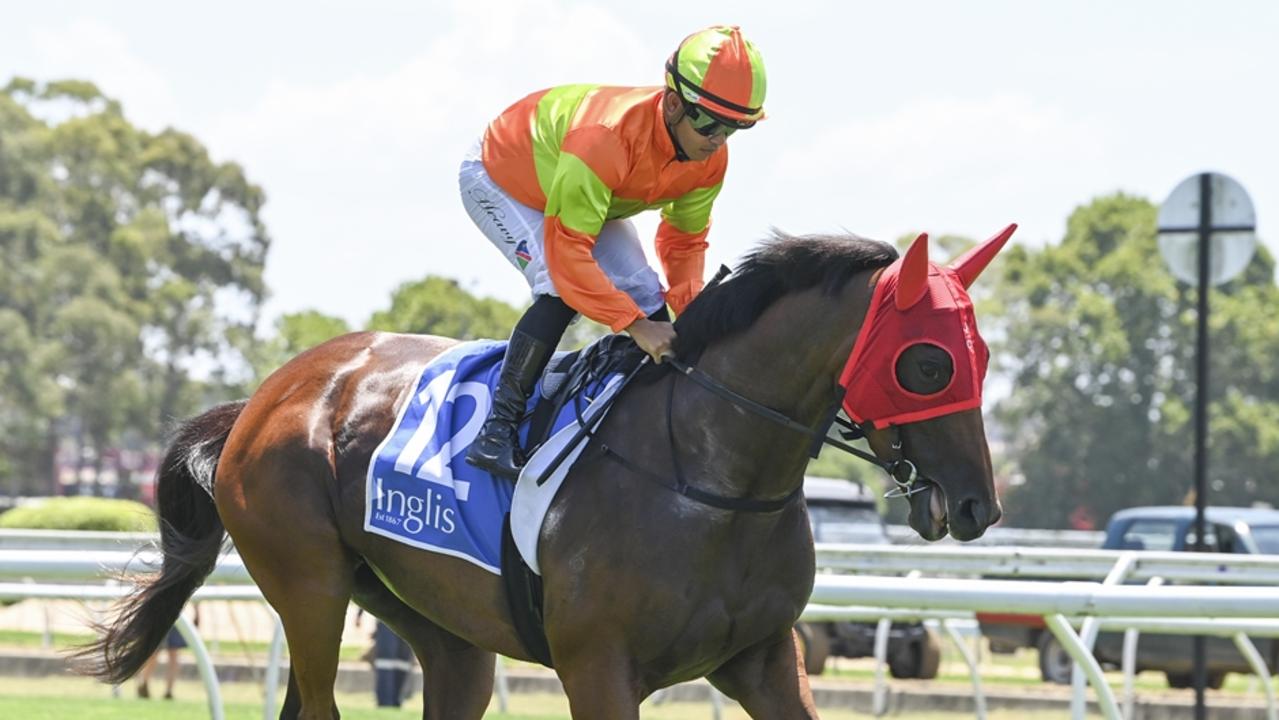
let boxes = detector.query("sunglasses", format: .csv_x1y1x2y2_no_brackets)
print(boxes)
684,103,754,138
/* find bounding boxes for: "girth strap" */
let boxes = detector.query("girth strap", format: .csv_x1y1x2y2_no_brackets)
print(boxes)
500,514,553,667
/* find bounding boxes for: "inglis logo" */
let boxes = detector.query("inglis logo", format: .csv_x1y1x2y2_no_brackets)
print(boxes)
364,344,514,571
371,477,458,535
369,369,492,538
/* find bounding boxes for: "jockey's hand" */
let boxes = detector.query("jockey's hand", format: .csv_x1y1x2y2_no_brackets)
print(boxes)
625,318,677,364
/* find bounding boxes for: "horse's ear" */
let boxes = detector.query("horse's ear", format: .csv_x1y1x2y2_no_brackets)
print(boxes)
951,223,1018,288
895,233,930,310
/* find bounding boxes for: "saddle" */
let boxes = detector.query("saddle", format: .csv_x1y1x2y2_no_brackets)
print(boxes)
521,333,646,458
501,333,646,669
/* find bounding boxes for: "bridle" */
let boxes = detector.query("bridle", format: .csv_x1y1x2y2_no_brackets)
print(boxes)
540,262,931,513
550,352,928,514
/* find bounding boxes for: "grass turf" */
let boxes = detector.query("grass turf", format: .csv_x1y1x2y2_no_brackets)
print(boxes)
0,674,1088,719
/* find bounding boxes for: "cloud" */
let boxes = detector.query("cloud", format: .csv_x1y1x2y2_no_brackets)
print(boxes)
205,0,649,169
198,0,656,325
771,94,1111,244
28,18,178,131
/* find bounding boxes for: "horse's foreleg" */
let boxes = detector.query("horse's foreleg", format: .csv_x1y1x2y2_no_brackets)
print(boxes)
279,670,302,719
279,669,342,720
351,563,494,720
707,629,821,720
555,647,641,720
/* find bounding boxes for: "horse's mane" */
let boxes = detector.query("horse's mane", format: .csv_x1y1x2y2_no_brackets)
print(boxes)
672,231,898,359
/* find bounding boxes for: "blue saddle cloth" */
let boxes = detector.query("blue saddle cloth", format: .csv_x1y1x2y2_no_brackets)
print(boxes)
363,340,621,574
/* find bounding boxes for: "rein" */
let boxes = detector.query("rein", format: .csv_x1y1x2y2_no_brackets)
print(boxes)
544,265,927,512
664,358,926,501
579,355,926,514
592,370,803,513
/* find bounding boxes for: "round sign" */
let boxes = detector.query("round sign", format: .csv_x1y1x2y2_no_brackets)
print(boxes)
1157,172,1257,286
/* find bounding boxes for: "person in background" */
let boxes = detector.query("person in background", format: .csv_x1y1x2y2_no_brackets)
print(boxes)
372,620,415,708
136,624,186,700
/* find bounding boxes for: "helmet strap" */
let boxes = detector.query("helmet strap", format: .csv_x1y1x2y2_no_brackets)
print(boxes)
664,114,691,163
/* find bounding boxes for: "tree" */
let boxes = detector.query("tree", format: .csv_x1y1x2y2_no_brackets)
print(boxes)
241,310,352,384
0,78,270,494
367,276,520,340
989,193,1279,528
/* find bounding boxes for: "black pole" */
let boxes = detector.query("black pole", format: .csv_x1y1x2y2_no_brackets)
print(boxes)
1192,171,1211,719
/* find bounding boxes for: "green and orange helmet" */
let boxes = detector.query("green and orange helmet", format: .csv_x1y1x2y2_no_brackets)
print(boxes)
664,25,767,129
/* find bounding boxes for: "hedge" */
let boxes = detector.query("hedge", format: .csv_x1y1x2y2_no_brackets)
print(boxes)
0,497,158,532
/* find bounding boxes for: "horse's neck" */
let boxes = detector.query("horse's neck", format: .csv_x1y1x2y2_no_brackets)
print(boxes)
679,281,872,499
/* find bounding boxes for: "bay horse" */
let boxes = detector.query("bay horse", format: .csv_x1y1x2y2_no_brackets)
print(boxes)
79,226,1012,719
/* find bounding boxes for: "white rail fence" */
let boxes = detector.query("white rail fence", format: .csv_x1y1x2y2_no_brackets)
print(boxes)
815,543,1279,583
2,533,1278,720
885,525,1103,548
0,582,267,720
811,544,1279,720
0,526,1106,551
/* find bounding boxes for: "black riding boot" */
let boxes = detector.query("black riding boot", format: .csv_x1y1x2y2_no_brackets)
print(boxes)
465,329,554,479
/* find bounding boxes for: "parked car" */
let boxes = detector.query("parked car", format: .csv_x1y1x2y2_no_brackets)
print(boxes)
796,476,940,678
979,506,1279,686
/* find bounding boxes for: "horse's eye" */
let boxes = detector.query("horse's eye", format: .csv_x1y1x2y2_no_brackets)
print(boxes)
895,343,953,395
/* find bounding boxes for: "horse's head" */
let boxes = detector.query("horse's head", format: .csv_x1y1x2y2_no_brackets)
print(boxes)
842,224,1016,541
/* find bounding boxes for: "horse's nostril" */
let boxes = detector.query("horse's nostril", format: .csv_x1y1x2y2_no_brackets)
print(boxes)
958,497,1001,527
959,497,984,525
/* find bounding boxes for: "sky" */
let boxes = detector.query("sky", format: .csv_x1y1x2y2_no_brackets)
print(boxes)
3,0,1276,329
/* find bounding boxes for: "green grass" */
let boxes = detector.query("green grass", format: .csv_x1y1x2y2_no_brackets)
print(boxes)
1,631,1271,718
0,695,560,720
817,645,1274,696
4,627,1273,698
0,628,96,649
0,674,1084,719
0,628,371,662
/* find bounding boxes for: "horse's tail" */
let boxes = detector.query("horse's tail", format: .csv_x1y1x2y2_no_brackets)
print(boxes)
72,400,247,684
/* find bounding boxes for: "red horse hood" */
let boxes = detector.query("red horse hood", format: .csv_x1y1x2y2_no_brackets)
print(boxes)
840,224,1016,428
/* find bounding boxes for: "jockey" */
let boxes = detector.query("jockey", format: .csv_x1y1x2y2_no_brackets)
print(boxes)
459,25,767,479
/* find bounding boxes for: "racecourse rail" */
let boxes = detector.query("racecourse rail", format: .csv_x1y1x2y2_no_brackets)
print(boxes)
1,532,1278,720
